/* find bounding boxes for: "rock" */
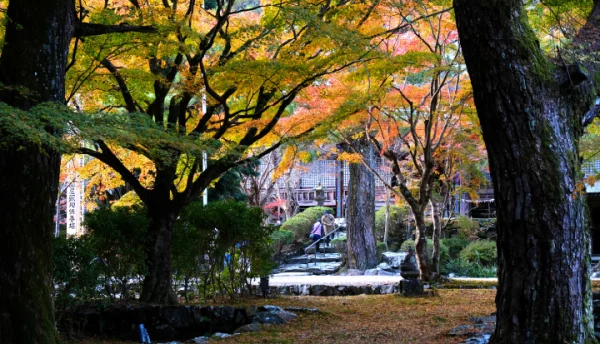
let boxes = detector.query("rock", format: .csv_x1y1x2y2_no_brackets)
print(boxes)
234,323,263,333
377,262,395,272
254,312,286,325
245,305,258,318
259,305,284,312
299,284,310,295
211,332,232,339
274,310,297,322
400,279,424,296
284,307,319,313
449,325,477,336
380,284,396,294
311,284,332,296
377,269,396,276
187,336,209,343
346,269,364,276
463,334,491,344
364,268,379,276
382,252,408,269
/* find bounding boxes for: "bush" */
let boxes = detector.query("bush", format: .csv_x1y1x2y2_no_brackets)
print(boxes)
441,238,470,259
297,206,332,224
374,205,408,243
173,201,275,301
376,241,388,260
270,230,294,254
445,215,480,239
460,240,497,266
442,258,497,278
280,216,313,243
84,205,149,301
331,234,347,253
52,235,101,310
400,239,449,266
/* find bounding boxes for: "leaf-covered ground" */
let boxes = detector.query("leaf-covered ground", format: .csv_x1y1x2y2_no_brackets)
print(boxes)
69,289,496,344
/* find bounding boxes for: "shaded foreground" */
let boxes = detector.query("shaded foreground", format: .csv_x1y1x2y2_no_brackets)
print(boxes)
69,289,495,344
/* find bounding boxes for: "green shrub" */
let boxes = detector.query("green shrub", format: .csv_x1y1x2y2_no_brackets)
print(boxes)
455,215,480,239
374,205,408,242
331,234,347,253
400,239,449,266
84,205,149,301
270,230,294,254
173,201,274,300
280,216,313,243
298,206,332,224
52,235,101,310
376,241,388,259
441,238,470,259
460,240,497,266
442,258,497,278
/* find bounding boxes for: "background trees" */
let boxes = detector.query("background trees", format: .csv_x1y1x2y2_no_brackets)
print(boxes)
317,1,478,280
66,0,374,303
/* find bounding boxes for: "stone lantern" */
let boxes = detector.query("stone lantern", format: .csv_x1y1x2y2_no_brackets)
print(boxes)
314,182,325,206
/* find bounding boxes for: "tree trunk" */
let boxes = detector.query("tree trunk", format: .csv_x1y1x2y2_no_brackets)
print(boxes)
430,200,442,279
454,0,596,342
0,1,73,343
345,138,378,270
383,186,390,251
140,208,178,304
413,210,431,281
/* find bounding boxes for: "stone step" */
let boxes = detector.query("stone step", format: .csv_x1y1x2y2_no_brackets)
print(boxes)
277,261,343,275
305,246,337,254
286,253,342,264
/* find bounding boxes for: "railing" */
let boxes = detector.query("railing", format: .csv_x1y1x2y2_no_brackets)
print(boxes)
280,187,394,207
304,223,344,266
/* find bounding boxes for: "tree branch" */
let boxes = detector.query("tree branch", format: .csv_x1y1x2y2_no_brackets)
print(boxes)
74,23,157,37
100,58,137,113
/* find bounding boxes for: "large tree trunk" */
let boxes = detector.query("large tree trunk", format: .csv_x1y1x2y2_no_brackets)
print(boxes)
454,0,596,342
140,206,178,304
430,200,442,279
0,1,73,343
345,138,378,270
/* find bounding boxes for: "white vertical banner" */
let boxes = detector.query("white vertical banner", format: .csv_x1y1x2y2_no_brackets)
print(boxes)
66,155,86,236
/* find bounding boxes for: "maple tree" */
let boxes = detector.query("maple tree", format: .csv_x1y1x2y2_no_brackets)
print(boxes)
320,2,476,280
454,0,599,341
64,0,379,303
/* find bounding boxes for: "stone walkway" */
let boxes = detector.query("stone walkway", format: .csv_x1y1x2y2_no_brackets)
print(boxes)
259,273,402,287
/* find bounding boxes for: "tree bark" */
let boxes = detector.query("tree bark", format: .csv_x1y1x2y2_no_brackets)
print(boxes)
345,138,378,270
0,1,73,343
454,0,596,342
430,200,442,278
384,186,390,251
413,210,431,281
140,205,178,305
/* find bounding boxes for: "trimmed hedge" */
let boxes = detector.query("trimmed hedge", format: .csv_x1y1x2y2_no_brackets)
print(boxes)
297,206,332,224
280,206,332,244
280,216,313,243
270,229,294,254
459,240,497,266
